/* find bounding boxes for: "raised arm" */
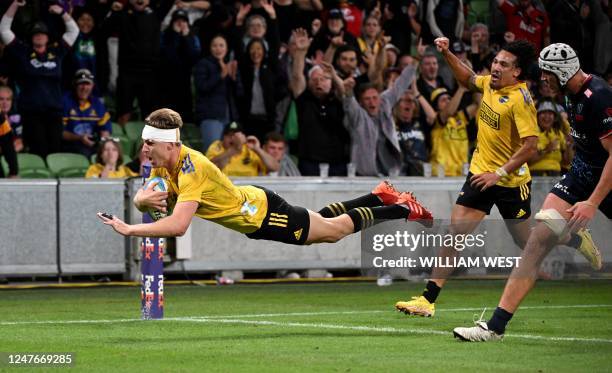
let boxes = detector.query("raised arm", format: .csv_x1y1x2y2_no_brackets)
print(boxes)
246,135,280,172
48,4,79,46
434,37,481,92
439,85,467,123
0,0,23,45
289,28,311,97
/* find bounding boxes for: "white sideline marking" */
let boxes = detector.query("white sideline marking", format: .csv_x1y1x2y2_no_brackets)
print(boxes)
2,304,611,325
192,304,612,319
170,318,612,344
2,304,612,344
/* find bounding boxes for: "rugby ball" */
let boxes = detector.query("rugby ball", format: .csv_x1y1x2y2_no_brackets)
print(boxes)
144,176,168,221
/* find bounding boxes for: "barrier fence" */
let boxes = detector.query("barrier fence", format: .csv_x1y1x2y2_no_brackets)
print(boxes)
1,177,610,280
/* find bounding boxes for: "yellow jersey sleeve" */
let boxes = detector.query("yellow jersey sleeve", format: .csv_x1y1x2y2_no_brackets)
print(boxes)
473,75,490,93
205,140,224,159
512,91,538,139
177,153,206,203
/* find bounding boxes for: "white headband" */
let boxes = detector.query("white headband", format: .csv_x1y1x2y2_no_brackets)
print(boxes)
141,125,181,143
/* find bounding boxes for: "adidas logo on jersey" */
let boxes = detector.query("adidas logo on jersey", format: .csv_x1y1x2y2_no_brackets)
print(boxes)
294,228,303,241
516,209,526,218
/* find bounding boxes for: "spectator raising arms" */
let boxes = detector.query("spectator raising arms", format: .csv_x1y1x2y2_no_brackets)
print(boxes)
85,138,137,178
0,0,78,158
289,28,350,176
194,34,242,152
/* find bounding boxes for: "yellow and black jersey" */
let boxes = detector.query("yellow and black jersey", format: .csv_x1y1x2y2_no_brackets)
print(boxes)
149,145,268,234
430,110,469,177
529,128,566,173
470,75,538,187
205,140,267,177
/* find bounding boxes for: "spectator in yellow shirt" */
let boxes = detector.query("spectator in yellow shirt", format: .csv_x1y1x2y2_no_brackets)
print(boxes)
85,138,138,178
205,121,279,176
528,100,573,176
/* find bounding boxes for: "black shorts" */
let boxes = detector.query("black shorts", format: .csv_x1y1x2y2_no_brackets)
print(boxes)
550,171,612,218
456,173,532,219
245,187,311,245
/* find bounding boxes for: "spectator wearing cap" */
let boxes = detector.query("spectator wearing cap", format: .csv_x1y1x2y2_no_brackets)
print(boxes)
309,8,358,59
384,44,400,68
262,131,300,176
289,29,350,176
426,0,464,42
159,9,201,124
426,85,478,177
62,69,111,157
497,0,549,52
102,0,168,125
0,0,78,158
0,85,18,178
205,121,279,176
528,100,572,176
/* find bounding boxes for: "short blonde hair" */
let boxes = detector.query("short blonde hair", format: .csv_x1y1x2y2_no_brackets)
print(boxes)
145,108,183,130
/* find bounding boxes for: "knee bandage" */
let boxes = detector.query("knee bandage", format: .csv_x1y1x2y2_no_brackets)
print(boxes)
534,209,567,237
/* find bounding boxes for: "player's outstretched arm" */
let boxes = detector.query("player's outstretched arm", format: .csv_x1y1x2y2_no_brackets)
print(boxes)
434,37,480,92
98,201,198,237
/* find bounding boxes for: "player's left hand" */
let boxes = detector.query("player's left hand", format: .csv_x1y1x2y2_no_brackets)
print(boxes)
470,172,500,191
97,212,132,236
566,201,597,232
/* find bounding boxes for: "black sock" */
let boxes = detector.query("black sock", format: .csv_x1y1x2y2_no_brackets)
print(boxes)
346,205,407,232
567,233,582,249
422,280,441,304
487,307,513,335
318,193,383,218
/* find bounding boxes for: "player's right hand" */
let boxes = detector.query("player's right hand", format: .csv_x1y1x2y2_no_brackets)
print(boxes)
434,37,449,53
137,181,169,212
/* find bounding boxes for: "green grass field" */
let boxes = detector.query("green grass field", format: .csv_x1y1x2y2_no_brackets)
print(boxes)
2,280,612,372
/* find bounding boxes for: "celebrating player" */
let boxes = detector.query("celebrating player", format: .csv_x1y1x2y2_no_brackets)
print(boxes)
395,38,600,317
453,43,611,341
97,108,433,244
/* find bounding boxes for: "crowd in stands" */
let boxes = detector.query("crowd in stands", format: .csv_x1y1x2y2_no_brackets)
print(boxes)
0,0,610,179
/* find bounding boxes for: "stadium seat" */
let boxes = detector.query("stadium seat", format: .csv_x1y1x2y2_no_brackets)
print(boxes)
124,121,146,141
112,122,125,136
182,122,200,141
1,153,53,178
46,153,90,178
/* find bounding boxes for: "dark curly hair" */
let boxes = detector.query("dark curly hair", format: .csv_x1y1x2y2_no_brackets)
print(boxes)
502,40,536,80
